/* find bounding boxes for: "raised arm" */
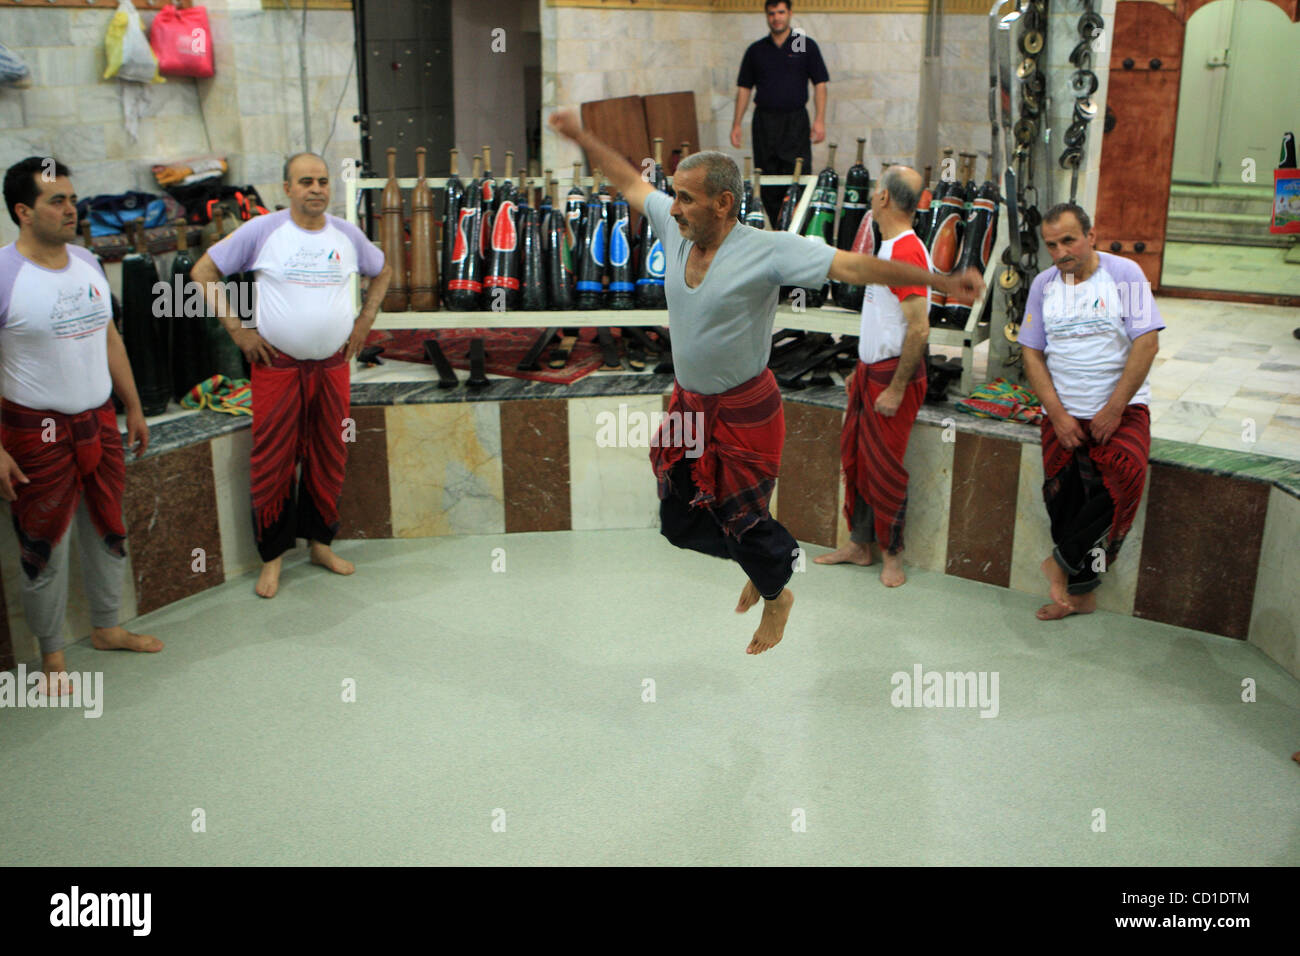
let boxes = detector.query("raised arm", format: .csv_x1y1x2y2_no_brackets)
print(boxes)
548,110,654,215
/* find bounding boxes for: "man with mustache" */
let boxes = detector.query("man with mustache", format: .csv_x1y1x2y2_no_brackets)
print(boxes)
550,111,984,655
190,152,392,598
1018,202,1163,620
0,157,162,695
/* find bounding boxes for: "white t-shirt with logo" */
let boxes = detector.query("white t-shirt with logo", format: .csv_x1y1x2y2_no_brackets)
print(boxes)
0,243,114,415
857,230,932,366
208,210,385,360
1019,252,1165,418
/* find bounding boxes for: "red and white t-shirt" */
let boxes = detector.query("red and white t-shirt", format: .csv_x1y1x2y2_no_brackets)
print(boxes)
857,229,932,366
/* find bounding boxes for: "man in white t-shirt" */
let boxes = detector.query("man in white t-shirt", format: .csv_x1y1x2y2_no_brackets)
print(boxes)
0,157,163,695
190,153,391,599
1018,202,1163,620
817,166,933,588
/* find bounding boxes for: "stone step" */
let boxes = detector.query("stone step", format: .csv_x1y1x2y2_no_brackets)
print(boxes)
1166,209,1292,247
1168,188,1274,216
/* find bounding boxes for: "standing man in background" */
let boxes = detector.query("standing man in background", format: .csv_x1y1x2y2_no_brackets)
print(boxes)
191,152,391,600
816,167,932,589
730,0,829,227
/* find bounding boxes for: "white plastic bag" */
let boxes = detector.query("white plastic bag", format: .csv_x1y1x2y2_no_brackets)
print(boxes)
103,0,164,85
0,40,32,88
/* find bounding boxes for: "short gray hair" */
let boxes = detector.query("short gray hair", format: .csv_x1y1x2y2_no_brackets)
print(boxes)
881,166,919,215
677,151,742,213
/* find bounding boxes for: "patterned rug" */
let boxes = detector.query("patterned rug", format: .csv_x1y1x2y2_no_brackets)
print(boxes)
362,327,609,385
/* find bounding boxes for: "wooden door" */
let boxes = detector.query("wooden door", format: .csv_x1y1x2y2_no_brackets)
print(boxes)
1093,1,1185,289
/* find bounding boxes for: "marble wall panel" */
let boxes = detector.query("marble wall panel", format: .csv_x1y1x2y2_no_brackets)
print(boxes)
387,404,504,538
123,443,224,617
501,400,572,533
568,395,662,532
1247,488,1299,678
945,432,1020,587
1134,466,1270,639
338,406,393,540
899,421,955,575
775,402,842,549
212,430,260,582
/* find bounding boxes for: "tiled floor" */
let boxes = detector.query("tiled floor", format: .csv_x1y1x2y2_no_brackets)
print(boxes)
1160,242,1300,296
1144,298,1300,460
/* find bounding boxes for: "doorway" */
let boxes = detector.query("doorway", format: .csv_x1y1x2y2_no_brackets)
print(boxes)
1160,0,1300,296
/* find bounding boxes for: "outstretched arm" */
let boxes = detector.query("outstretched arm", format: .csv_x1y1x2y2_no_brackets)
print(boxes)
829,249,985,301
549,110,654,216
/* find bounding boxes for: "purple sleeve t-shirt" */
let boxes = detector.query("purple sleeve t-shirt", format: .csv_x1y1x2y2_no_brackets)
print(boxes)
1019,252,1164,419
207,211,385,360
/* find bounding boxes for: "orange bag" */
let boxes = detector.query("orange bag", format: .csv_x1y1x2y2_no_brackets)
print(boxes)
149,4,214,79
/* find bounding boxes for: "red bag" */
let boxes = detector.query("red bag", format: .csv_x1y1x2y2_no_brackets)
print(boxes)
149,4,214,79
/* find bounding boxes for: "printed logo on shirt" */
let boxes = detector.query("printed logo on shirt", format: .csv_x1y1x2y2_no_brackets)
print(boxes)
1043,277,1122,340
88,284,101,301
282,245,345,287
50,286,110,340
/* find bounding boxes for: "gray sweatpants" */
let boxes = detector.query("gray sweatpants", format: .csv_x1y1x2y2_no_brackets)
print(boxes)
21,500,124,656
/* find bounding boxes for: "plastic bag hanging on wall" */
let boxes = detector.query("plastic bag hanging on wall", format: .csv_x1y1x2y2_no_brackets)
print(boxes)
103,0,165,84
0,40,32,89
150,3,216,79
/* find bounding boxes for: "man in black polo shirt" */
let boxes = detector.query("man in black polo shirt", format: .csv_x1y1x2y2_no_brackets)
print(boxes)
730,0,830,226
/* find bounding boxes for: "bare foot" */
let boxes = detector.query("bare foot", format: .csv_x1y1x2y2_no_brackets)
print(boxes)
736,579,761,613
814,541,875,566
310,541,355,576
1040,556,1071,610
90,626,163,652
1036,590,1097,621
38,651,74,698
256,557,283,598
880,550,906,588
746,588,794,655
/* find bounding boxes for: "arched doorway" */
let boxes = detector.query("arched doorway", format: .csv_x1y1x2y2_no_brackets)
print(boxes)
1162,0,1300,297
1093,0,1300,305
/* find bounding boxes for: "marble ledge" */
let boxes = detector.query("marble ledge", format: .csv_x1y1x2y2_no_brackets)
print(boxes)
114,372,1300,499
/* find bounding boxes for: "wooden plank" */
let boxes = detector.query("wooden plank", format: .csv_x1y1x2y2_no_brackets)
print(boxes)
579,96,652,177
643,92,700,166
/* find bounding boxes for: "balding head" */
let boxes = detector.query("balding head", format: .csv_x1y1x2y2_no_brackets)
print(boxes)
282,152,330,224
873,164,922,232
283,152,328,184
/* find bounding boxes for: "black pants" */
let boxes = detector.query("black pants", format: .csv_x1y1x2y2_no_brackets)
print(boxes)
752,107,812,227
659,460,796,600
255,467,339,563
1046,451,1114,595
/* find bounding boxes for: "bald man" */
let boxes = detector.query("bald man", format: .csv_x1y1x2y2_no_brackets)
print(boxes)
190,153,392,598
816,166,934,588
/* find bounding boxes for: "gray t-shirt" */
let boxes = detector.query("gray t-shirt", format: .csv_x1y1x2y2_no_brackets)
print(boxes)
644,190,836,394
